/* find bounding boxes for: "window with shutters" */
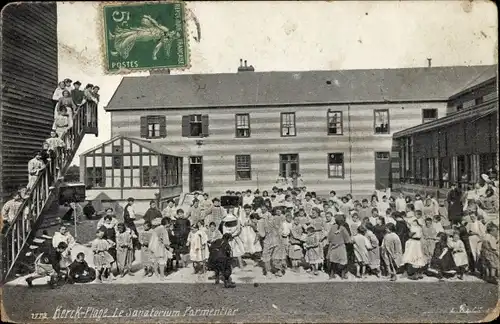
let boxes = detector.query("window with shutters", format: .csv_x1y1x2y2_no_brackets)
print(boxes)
281,112,296,137
327,111,343,135
374,109,390,134
140,115,166,139
328,153,344,178
235,155,251,180
182,114,209,137
422,109,438,123
235,113,250,137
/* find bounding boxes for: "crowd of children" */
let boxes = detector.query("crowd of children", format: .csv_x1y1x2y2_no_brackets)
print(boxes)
23,176,499,288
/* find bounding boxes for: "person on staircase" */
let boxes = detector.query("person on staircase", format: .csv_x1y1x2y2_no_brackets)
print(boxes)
70,81,84,106
52,105,73,151
27,151,46,191
54,89,77,118
52,81,66,107
1,190,23,234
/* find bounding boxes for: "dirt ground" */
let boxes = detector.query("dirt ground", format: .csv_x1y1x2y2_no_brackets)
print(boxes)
2,281,498,323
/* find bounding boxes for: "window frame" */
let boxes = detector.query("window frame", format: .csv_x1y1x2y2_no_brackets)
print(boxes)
280,112,297,137
327,153,345,179
279,153,300,178
327,110,343,135
235,154,252,181
373,109,390,135
143,115,165,139
189,114,203,137
235,113,251,138
422,108,438,123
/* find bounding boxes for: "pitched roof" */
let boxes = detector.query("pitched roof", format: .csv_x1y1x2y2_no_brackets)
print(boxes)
393,100,498,138
105,65,497,110
80,135,186,156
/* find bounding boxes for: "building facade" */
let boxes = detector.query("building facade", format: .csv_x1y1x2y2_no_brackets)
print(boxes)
0,3,58,206
100,64,495,199
392,70,498,199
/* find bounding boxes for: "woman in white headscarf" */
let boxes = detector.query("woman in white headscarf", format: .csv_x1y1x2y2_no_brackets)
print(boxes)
222,208,245,268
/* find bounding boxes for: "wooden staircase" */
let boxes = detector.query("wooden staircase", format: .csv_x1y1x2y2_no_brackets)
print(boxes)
1,103,98,283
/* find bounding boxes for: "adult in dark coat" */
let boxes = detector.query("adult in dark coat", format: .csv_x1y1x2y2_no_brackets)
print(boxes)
447,183,464,226
208,233,236,288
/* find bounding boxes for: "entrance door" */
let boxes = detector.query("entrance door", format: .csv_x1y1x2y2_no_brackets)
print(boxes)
189,156,203,192
375,152,391,190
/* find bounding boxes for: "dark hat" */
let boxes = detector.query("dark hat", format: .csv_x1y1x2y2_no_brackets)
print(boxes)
64,78,72,83
73,81,81,86
212,197,220,202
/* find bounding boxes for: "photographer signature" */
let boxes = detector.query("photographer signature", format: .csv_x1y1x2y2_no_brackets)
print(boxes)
449,304,491,314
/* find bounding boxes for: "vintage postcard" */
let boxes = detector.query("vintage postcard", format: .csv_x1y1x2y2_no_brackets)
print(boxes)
0,1,498,323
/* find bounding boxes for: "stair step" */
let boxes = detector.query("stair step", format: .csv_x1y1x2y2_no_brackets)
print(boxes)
41,234,52,240
29,245,38,250
25,252,33,257
32,238,45,244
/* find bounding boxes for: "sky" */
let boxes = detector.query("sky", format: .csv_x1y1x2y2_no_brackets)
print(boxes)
57,1,498,165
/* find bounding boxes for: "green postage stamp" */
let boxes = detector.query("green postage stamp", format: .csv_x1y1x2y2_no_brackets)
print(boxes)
102,1,188,72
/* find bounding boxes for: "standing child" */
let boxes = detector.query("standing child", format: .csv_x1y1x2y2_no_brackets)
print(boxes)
480,223,499,283
402,219,426,280
381,223,403,281
352,226,371,278
115,223,136,277
466,213,486,273
188,224,209,274
304,225,321,275
421,218,438,266
289,215,304,272
448,230,468,280
149,218,173,280
173,209,191,269
91,229,115,283
365,226,381,277
139,221,154,277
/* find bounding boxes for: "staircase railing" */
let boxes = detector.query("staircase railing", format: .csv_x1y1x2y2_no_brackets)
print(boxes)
1,102,97,282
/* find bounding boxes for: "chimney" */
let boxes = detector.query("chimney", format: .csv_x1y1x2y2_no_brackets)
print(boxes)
427,58,432,68
237,59,255,72
150,68,171,75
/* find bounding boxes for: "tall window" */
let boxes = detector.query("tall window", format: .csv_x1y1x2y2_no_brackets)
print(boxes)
235,155,251,180
327,111,343,135
181,114,209,137
279,154,299,178
328,153,344,178
235,114,250,137
422,109,438,123
281,112,296,137
374,109,389,134
140,115,166,139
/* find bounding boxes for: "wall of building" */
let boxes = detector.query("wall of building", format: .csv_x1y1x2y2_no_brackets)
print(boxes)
110,102,448,198
446,79,497,115
0,3,58,205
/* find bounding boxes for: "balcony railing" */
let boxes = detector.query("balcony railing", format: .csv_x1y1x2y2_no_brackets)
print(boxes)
1,102,97,282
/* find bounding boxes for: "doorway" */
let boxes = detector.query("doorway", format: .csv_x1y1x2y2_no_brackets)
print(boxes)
375,151,391,190
189,156,203,192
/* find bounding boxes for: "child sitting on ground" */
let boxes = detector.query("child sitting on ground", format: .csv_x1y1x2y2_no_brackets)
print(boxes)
68,252,96,284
